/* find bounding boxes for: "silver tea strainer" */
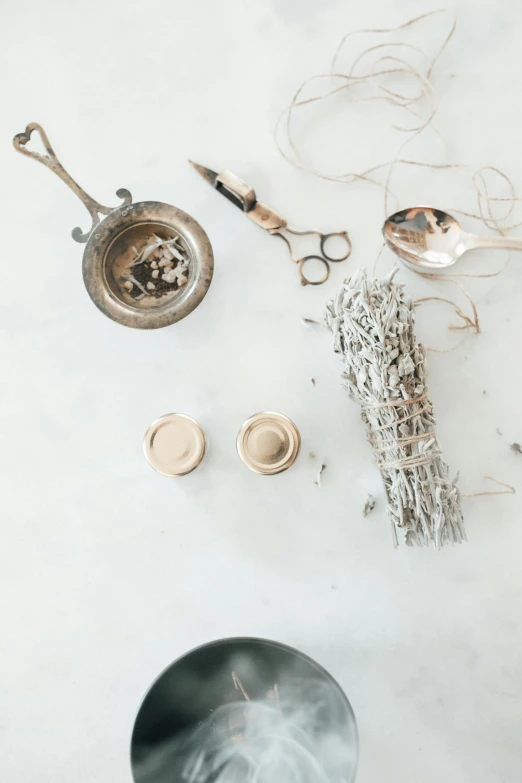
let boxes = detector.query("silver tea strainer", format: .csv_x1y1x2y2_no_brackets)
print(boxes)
13,123,214,329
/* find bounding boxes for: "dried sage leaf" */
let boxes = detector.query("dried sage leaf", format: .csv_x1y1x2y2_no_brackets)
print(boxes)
325,269,465,549
363,494,376,517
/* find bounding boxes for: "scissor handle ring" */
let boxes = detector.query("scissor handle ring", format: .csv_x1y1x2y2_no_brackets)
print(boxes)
320,231,352,262
298,255,330,286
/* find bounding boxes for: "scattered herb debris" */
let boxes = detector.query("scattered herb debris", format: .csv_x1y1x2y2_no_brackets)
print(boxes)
363,494,376,517
302,317,321,327
510,442,522,455
311,378,316,386
314,463,327,486
122,233,189,300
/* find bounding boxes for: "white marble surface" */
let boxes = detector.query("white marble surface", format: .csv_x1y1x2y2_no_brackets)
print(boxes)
1,1,522,781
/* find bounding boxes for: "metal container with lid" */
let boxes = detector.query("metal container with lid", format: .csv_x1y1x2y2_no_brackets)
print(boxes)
236,412,301,474
144,413,206,477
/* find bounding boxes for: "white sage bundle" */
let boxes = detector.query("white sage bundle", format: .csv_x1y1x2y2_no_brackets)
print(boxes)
325,269,465,549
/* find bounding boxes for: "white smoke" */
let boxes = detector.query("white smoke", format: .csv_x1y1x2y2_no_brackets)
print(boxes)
132,657,358,783
178,676,357,783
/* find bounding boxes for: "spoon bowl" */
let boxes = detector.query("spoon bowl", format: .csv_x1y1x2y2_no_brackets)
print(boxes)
383,206,522,271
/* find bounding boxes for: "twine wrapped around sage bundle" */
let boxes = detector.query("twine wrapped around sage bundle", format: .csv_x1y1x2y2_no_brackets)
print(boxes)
325,269,466,549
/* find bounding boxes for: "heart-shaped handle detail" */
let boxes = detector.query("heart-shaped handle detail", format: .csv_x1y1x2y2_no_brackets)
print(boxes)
13,122,55,164
13,122,132,243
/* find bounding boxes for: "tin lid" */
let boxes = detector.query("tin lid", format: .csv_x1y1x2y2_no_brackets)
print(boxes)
237,412,301,475
144,413,206,477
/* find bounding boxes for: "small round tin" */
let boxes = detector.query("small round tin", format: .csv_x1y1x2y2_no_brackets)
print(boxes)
237,412,300,474
144,414,206,477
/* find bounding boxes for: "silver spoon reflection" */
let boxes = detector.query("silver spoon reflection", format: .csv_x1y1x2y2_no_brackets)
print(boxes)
383,207,522,271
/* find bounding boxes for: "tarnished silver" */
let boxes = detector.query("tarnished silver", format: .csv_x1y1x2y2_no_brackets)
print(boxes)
190,161,351,286
14,123,213,329
383,206,522,271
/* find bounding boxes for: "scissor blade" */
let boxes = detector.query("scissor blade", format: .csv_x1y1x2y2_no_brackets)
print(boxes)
189,160,219,187
189,161,250,212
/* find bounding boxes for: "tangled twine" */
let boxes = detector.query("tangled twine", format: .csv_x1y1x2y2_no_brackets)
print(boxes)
276,9,522,345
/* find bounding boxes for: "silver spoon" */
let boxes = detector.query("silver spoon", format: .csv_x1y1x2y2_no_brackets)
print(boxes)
383,207,522,271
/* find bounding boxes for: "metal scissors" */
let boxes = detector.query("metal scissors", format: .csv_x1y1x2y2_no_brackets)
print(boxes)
190,162,352,286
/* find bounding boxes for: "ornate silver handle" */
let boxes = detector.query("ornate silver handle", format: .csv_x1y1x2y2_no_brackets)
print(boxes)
13,122,131,243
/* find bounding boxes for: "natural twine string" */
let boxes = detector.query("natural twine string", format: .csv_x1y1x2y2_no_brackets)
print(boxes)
463,476,515,498
363,357,514,495
284,10,518,504
364,394,441,471
276,9,522,344
326,268,467,548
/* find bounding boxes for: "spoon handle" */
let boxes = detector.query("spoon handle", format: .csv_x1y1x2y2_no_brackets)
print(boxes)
468,233,522,252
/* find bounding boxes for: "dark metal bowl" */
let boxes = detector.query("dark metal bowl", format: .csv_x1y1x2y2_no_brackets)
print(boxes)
131,637,359,783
